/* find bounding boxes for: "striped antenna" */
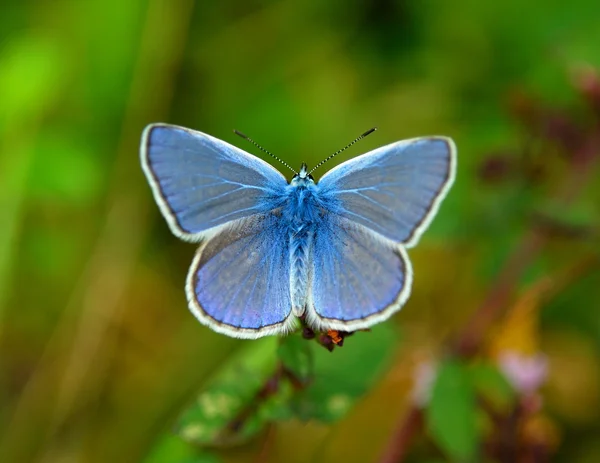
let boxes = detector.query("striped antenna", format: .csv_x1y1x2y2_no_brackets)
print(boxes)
308,127,377,175
234,130,297,175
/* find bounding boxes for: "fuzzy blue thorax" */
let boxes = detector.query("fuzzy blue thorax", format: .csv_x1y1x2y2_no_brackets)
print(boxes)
286,164,319,221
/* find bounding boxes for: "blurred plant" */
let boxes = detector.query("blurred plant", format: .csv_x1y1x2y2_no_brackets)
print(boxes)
380,67,600,463
173,323,398,450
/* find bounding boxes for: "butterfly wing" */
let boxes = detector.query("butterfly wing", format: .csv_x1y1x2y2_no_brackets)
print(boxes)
317,137,456,247
309,136,455,329
186,214,294,338
307,217,412,331
141,123,288,241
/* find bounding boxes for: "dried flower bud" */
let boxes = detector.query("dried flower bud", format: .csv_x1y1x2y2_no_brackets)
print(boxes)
319,334,335,352
302,327,315,339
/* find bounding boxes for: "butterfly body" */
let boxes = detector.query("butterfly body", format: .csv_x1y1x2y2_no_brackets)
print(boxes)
141,123,456,338
261,164,330,316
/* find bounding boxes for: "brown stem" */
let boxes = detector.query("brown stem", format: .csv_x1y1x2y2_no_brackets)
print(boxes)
379,407,423,463
453,228,546,358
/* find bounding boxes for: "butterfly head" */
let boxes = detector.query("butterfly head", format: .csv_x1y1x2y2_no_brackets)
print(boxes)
291,163,315,186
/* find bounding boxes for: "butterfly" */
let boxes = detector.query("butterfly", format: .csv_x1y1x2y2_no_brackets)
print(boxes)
140,123,456,339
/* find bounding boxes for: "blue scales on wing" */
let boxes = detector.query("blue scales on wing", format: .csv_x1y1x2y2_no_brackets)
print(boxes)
317,137,456,247
141,124,288,240
308,217,412,330
186,214,294,337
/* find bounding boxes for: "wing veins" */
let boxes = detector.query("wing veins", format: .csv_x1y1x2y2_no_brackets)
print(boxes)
352,191,394,213
343,251,380,309
200,231,264,289
334,181,418,194
239,262,262,326
217,264,256,323
164,178,269,194
240,245,280,327
260,247,276,327
332,250,343,318
333,209,385,234
206,206,263,225
347,227,398,272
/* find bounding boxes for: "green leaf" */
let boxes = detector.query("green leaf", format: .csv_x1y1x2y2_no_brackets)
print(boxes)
143,433,221,463
231,378,295,442
292,324,398,422
177,326,394,448
277,332,313,383
469,362,515,412
426,359,479,462
175,337,278,446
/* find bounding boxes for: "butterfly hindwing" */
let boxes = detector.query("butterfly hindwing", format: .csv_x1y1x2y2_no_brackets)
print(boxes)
318,137,456,247
185,214,295,338
307,217,412,331
141,123,288,241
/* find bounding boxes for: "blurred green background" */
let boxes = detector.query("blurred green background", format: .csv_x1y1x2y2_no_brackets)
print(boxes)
1,1,600,462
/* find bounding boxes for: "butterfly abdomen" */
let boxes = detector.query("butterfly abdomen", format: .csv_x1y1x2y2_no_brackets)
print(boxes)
284,182,322,316
289,225,312,315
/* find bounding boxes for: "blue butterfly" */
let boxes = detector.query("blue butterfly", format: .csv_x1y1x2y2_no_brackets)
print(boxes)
141,124,456,339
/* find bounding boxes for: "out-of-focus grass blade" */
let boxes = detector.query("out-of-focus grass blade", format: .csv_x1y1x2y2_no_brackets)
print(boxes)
0,35,66,315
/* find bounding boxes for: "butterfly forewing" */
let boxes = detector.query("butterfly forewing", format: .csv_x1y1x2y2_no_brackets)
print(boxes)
141,124,288,241
317,137,456,247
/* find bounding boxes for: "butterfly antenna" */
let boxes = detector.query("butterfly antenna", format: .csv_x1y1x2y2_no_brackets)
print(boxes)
308,127,377,175
234,130,297,175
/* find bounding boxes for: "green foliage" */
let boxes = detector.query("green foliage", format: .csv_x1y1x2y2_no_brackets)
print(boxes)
175,338,279,446
292,324,397,421
426,359,480,462
143,434,220,463
175,326,397,448
469,362,516,413
277,332,313,383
